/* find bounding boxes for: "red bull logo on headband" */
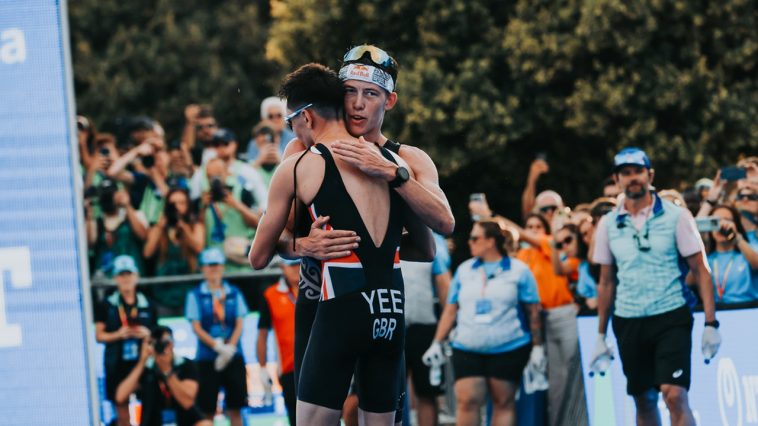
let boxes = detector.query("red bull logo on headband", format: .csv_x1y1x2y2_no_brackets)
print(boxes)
339,63,395,93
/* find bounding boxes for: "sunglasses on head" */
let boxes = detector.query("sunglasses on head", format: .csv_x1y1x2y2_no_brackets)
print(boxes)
208,139,231,147
284,103,313,130
343,45,398,72
196,123,217,130
554,235,574,250
737,193,758,201
539,205,558,214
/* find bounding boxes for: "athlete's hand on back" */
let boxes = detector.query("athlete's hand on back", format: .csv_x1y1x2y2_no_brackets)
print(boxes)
589,333,614,377
332,137,397,182
421,341,446,368
702,325,721,364
296,215,361,260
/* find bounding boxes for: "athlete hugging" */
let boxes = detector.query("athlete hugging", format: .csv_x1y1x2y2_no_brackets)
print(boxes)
249,45,453,426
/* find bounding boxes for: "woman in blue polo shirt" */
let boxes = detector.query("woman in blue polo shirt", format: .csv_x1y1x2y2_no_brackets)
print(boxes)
706,205,758,303
422,221,543,426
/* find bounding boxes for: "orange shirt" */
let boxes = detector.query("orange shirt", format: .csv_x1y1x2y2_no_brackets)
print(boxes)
516,236,575,309
260,281,297,374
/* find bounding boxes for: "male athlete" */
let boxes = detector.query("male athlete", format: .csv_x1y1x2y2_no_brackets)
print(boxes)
276,45,455,425
249,63,433,426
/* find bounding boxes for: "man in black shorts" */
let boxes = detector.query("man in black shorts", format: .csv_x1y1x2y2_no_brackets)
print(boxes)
591,148,722,425
250,63,433,426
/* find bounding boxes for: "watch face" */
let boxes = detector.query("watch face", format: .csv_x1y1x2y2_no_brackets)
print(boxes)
398,167,410,181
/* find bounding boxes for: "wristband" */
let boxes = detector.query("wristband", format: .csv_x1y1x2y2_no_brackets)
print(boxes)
705,320,720,329
705,198,718,206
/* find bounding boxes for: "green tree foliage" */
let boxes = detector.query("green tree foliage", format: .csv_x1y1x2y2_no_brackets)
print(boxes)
267,0,756,221
69,0,278,142
70,1,757,226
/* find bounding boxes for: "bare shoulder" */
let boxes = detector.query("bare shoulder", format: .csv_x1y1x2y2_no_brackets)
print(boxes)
283,138,307,160
397,145,439,180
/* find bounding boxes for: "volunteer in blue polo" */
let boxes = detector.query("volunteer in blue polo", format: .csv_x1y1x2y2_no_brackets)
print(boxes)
95,255,157,426
185,248,248,426
422,221,544,426
591,147,722,425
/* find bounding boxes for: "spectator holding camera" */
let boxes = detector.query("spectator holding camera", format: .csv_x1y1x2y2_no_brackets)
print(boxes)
201,158,261,271
423,221,543,426
107,137,171,225
190,128,268,207
248,122,282,187
115,326,211,426
181,104,218,167
87,178,148,276
246,96,295,162
95,255,157,426
185,248,248,426
699,205,758,303
144,187,205,315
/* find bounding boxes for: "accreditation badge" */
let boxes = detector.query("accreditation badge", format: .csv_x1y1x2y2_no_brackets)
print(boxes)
122,339,139,361
474,299,493,324
161,409,178,426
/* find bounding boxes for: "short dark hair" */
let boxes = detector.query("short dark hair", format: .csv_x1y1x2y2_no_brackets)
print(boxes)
197,105,215,120
278,63,344,121
151,325,173,341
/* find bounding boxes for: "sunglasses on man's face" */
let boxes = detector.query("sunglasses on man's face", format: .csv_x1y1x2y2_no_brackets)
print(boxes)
284,103,313,130
737,193,758,201
468,235,484,242
539,205,558,214
554,235,574,250
196,123,217,130
268,113,283,120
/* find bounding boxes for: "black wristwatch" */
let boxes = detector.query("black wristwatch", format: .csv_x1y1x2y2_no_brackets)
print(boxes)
389,166,410,188
705,320,720,329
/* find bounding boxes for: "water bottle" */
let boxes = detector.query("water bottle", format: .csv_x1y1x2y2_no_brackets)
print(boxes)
429,365,442,387
589,352,612,377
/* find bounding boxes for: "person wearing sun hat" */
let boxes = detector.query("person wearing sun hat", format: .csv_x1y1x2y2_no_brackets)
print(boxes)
94,254,157,426
591,147,721,425
185,247,249,425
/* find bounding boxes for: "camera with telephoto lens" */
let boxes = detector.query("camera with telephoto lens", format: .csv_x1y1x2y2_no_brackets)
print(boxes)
142,155,155,168
153,339,170,355
98,178,119,214
165,202,179,227
719,226,735,240
210,177,228,202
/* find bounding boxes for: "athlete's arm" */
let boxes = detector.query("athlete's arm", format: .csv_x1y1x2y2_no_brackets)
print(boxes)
331,138,455,236
596,264,617,334
393,146,454,235
249,158,297,269
685,252,717,322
